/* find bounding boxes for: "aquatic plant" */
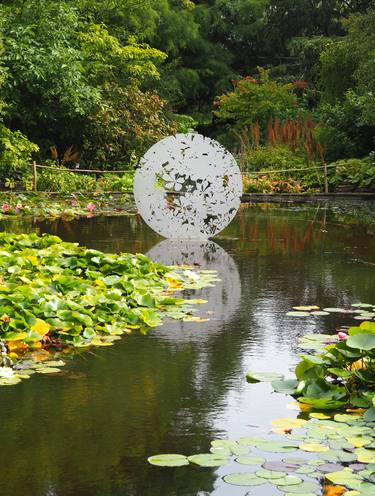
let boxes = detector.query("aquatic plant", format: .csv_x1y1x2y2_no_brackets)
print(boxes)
0,233,217,385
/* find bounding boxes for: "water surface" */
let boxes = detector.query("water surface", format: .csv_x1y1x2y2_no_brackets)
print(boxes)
0,202,374,496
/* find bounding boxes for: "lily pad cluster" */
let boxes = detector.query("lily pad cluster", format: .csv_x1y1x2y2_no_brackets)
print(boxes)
286,303,375,321
0,192,136,221
148,412,375,495
0,232,217,385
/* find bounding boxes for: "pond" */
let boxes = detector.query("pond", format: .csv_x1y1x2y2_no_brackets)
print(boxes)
0,202,374,496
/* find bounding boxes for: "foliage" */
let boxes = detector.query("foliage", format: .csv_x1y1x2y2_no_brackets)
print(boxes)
0,232,215,385
0,124,38,181
0,0,170,166
81,84,176,166
328,155,375,191
36,166,135,193
240,145,323,193
214,68,299,134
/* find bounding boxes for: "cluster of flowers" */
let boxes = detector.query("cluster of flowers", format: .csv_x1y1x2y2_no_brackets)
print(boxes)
1,202,96,214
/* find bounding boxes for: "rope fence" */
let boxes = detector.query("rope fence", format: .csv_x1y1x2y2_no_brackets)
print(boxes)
32,161,335,193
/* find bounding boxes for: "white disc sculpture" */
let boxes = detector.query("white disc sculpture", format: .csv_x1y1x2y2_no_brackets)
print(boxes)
134,133,243,239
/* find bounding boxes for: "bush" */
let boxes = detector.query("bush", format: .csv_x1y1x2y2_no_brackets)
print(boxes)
214,68,300,134
36,166,134,193
241,145,323,192
81,85,176,166
243,175,304,194
328,155,375,191
0,124,38,183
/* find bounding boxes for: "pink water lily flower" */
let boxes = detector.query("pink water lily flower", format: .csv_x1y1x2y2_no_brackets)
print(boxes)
86,202,96,212
1,203,10,213
337,331,348,341
15,203,23,210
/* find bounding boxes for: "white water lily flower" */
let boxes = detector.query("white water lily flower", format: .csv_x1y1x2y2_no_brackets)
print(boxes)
0,367,15,378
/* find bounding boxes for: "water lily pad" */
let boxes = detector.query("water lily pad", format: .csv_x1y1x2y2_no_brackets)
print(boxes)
272,418,308,429
263,461,300,472
188,453,229,467
311,311,330,316
323,308,347,313
286,312,311,317
147,454,189,467
223,472,266,486
299,443,329,452
320,450,358,463
271,379,299,394
309,413,331,420
236,456,265,465
295,465,316,474
256,468,287,479
273,475,303,486
318,463,344,473
325,469,361,489
210,446,231,456
292,306,320,311
246,371,284,383
35,367,62,374
280,481,321,493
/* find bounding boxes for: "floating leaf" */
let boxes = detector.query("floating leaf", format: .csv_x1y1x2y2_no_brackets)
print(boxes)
325,469,361,489
299,443,329,452
188,453,229,467
286,312,311,317
255,468,287,479
280,481,321,493
272,379,299,394
147,454,188,467
292,306,320,311
309,413,331,420
273,475,302,486
246,371,284,383
272,418,308,430
223,472,266,486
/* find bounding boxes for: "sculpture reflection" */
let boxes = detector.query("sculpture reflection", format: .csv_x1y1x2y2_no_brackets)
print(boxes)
146,239,241,342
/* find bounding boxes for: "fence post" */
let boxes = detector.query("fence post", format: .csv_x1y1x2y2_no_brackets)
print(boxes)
32,161,38,191
323,162,328,194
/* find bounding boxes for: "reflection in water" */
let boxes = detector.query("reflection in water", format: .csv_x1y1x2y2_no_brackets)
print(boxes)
0,203,374,496
147,240,241,341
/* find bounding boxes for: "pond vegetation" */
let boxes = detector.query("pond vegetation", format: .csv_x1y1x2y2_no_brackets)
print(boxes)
0,232,216,386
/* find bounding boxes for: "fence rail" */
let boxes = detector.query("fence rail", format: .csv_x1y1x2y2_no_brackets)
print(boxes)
31,160,335,193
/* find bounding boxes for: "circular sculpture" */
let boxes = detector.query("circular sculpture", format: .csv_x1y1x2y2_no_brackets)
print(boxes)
134,133,242,239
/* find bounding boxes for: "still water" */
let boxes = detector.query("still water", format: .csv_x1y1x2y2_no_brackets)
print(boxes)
0,202,374,496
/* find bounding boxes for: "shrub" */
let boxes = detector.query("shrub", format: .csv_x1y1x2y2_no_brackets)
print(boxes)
328,155,375,191
0,124,38,182
241,145,323,193
214,68,300,134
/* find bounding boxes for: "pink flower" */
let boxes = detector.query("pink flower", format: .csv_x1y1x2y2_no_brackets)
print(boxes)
86,203,96,212
1,203,10,213
15,203,23,210
338,332,348,341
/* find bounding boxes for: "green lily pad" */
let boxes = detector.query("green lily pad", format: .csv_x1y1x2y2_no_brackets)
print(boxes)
223,472,267,486
286,312,310,317
271,379,299,394
347,333,375,351
246,371,284,383
187,453,229,467
323,308,347,313
311,311,330,316
255,468,287,479
35,367,62,374
280,481,321,493
325,468,361,489
147,454,188,467
273,475,303,486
